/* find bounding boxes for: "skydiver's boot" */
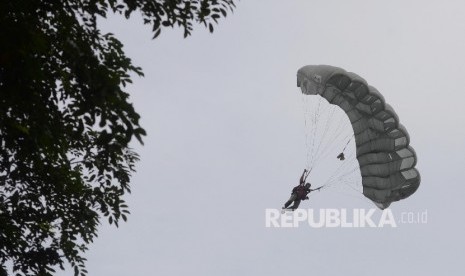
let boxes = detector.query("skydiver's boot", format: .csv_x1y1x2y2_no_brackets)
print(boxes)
283,199,293,209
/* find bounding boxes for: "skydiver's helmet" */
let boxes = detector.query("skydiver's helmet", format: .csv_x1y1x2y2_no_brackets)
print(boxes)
305,183,311,188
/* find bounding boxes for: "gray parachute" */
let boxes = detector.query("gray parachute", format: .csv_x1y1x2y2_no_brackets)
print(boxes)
297,65,420,209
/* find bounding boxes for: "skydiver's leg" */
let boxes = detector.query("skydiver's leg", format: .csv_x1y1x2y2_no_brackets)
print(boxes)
283,194,297,208
290,199,301,210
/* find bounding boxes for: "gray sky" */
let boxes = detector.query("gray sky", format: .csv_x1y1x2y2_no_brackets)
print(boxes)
59,1,465,275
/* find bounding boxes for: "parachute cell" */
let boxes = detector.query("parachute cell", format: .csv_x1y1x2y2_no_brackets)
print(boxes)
297,65,420,209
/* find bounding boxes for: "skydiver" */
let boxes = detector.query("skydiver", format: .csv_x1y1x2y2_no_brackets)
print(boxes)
282,169,313,211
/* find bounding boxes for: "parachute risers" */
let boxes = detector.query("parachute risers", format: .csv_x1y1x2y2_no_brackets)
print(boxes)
297,65,420,209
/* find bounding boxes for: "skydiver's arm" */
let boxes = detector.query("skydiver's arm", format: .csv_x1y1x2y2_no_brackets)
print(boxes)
303,170,310,182
310,186,323,192
300,169,307,184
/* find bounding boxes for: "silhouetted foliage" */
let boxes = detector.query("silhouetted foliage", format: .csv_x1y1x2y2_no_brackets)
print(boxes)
0,0,235,275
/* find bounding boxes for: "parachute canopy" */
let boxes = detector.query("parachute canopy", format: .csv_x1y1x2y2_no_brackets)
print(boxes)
297,65,420,209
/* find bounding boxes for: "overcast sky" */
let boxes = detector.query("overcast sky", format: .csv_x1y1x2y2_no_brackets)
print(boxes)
59,1,465,275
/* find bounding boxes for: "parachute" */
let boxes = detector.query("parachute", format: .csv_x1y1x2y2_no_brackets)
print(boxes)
297,65,420,209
